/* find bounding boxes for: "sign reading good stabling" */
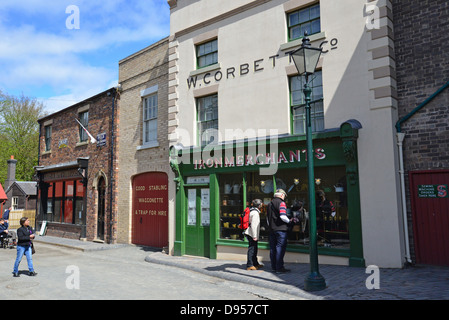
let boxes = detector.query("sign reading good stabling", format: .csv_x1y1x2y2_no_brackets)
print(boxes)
132,172,169,247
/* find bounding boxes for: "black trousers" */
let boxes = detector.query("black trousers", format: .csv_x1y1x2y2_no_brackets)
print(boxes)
245,235,259,267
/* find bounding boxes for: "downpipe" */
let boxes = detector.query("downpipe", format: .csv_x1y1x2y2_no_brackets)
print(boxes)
397,132,412,264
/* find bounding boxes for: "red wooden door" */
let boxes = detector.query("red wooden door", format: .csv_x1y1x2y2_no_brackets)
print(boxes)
132,172,168,248
410,170,449,266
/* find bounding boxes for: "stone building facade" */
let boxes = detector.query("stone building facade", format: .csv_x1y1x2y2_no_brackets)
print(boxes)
36,88,119,242
167,0,408,268
117,37,175,250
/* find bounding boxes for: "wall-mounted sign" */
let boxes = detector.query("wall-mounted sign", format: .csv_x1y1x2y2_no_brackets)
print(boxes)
59,139,68,149
418,185,448,198
97,133,106,147
187,38,339,89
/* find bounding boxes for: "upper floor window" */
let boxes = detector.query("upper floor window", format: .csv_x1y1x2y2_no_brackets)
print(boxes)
197,94,218,147
288,4,320,41
44,125,52,152
79,111,89,142
196,39,218,69
143,93,158,144
290,70,324,135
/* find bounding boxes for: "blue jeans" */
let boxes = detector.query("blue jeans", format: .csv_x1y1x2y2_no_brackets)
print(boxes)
13,245,34,273
269,231,288,271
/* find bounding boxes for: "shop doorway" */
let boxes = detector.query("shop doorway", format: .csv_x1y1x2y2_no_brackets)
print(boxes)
185,188,210,257
410,170,449,266
97,177,106,241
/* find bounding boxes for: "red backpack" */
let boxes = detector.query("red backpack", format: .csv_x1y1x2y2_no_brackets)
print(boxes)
239,207,251,230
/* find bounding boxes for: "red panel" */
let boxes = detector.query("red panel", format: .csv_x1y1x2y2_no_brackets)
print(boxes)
76,180,84,197
132,172,169,248
410,170,449,266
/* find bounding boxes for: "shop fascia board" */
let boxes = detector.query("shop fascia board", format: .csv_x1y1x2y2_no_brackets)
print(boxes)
179,128,344,156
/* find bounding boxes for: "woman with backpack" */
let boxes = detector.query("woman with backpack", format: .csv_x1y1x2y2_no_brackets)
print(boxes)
244,199,263,270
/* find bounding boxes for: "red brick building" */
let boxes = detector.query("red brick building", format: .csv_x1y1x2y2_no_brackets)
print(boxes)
35,88,119,242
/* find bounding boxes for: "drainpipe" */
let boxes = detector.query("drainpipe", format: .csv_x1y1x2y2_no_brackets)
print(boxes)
395,80,449,265
396,132,411,264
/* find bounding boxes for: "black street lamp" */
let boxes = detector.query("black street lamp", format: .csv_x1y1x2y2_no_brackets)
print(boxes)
290,32,326,291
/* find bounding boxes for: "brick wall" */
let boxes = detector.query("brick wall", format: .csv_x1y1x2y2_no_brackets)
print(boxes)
117,37,171,244
393,0,449,260
38,88,119,242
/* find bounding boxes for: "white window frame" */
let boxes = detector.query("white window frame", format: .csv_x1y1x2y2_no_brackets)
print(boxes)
12,197,19,210
138,85,159,150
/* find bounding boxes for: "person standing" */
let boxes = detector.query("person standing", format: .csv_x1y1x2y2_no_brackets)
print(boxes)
13,217,37,277
244,199,263,270
267,189,292,274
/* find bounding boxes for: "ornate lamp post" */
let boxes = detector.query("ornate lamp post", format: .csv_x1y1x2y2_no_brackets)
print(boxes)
291,32,326,291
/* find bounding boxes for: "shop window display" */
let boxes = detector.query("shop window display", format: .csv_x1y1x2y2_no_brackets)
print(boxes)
219,173,244,240
219,167,349,249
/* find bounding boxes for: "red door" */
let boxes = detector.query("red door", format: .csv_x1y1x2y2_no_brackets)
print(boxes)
410,170,449,266
132,172,168,248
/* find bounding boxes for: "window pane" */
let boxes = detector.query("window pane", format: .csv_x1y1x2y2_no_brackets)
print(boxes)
290,26,301,40
288,12,299,26
299,8,309,23
310,4,320,19
311,19,321,34
300,23,311,37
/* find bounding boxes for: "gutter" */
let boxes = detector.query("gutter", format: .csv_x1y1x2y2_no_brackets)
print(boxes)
395,80,449,265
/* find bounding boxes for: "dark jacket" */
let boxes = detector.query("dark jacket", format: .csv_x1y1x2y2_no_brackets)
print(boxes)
0,222,8,234
17,226,34,246
267,197,289,232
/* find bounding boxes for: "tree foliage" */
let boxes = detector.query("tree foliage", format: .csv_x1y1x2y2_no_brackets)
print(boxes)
0,91,46,184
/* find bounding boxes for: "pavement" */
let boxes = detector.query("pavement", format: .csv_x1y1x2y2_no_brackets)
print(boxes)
34,235,449,300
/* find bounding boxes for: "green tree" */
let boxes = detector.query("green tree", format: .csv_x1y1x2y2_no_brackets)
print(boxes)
0,91,46,184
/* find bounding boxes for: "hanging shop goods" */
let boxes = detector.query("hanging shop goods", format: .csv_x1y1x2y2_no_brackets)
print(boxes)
170,121,365,267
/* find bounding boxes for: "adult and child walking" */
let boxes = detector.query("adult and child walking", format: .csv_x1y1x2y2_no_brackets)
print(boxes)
244,188,300,274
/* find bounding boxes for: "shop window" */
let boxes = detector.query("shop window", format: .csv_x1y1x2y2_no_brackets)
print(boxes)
75,180,84,225
219,173,244,240
196,39,218,69
288,4,320,41
46,182,55,222
290,71,324,135
64,181,74,223
272,167,349,248
197,94,218,147
42,180,84,225
219,167,349,249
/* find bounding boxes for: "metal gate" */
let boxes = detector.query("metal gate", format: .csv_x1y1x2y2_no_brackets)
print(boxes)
409,170,449,266
132,172,168,248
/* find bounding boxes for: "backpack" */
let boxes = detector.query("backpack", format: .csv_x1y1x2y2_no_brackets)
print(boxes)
239,207,251,230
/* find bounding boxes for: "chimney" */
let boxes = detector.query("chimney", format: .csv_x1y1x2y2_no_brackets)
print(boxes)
5,155,17,190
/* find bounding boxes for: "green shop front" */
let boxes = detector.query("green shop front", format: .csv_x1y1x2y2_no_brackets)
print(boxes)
170,121,365,267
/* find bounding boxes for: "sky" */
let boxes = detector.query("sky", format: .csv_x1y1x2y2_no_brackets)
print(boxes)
0,0,170,114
